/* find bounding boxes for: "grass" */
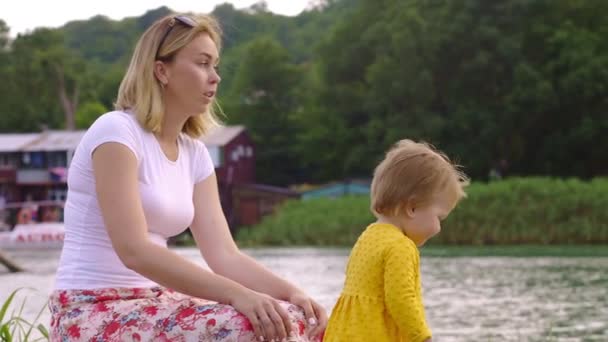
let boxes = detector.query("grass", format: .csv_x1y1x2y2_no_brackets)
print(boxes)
419,245,608,257
0,289,49,342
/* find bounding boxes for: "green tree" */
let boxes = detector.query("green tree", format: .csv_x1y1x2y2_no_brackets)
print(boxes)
1,1,606,179
13,29,90,130
226,37,303,185
303,0,608,180
0,19,9,49
76,101,107,129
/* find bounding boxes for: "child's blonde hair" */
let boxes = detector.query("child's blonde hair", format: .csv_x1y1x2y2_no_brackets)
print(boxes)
115,14,223,138
371,139,468,216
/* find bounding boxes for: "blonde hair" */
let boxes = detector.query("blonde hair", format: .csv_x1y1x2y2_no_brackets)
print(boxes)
115,14,223,138
371,139,469,216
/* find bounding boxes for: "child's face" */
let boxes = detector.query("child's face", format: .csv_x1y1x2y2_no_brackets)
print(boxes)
402,191,454,246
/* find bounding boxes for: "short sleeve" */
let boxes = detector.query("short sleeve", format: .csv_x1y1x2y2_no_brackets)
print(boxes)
384,241,432,342
86,111,142,162
194,141,215,183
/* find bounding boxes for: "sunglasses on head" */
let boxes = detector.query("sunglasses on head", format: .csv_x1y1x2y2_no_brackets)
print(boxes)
155,15,197,60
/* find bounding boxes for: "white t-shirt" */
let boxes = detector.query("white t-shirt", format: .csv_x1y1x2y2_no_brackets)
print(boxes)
54,110,214,289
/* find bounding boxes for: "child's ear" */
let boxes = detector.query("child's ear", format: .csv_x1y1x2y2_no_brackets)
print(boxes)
404,199,417,218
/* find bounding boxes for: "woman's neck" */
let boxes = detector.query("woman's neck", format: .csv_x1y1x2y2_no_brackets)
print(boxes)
156,108,187,144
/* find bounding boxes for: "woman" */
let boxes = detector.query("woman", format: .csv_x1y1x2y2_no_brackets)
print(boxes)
50,13,326,342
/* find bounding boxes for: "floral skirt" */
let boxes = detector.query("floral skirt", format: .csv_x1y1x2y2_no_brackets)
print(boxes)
49,287,320,342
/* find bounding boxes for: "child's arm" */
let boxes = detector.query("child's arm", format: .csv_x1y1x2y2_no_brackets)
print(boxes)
384,242,432,342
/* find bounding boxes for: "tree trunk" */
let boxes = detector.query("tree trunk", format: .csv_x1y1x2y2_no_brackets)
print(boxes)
0,249,23,273
54,63,79,131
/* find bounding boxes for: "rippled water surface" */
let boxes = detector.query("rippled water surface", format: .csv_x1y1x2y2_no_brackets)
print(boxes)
1,247,606,341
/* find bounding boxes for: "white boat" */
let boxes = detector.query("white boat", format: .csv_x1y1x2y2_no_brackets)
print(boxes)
0,222,64,249
0,200,64,250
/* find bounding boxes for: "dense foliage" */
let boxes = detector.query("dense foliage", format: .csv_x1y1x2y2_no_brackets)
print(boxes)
1,0,606,184
236,178,608,246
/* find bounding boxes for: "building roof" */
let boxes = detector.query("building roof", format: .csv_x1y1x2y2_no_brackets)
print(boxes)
21,131,87,151
0,134,41,153
0,125,245,153
201,125,245,146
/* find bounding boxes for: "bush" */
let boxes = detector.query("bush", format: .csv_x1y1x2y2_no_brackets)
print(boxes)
237,196,374,246
236,177,608,246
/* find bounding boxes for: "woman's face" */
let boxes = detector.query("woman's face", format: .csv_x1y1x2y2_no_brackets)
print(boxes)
163,33,221,116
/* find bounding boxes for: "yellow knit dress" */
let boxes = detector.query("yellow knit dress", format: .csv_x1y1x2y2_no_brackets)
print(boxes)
324,223,432,342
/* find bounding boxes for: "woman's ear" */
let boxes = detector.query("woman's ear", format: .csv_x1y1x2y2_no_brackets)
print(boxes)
153,60,169,86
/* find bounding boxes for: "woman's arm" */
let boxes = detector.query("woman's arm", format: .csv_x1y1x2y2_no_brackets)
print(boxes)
190,173,299,299
190,173,328,338
93,143,291,342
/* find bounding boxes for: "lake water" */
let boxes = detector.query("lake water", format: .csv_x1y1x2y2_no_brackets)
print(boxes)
1,247,607,341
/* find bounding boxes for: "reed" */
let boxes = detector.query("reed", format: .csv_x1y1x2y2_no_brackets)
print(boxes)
0,289,49,342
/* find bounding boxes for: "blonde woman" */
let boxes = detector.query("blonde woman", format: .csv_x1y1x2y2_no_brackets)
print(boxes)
50,14,326,342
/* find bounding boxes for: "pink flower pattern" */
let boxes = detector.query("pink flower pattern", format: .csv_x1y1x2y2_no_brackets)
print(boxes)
49,287,322,341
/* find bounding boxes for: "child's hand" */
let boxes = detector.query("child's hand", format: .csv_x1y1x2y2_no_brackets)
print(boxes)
288,291,328,340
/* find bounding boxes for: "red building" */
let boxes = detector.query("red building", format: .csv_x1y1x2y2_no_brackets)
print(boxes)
1,126,297,231
201,126,299,229
0,131,84,204
202,125,255,186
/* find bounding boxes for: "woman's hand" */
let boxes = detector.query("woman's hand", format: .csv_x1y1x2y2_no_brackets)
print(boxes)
230,288,292,342
288,291,328,340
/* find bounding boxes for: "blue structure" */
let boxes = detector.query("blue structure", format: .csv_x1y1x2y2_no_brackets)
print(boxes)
300,180,371,200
